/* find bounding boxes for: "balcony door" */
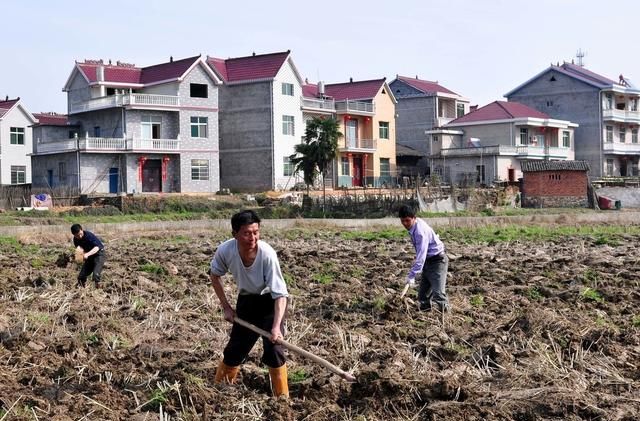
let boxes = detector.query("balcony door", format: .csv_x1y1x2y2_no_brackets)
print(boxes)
346,119,358,148
142,116,162,139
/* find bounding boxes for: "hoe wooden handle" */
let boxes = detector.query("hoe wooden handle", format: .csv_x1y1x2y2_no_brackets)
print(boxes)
233,317,357,382
399,283,411,298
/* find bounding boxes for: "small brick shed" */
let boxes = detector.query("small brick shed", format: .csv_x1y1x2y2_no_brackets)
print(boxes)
520,160,591,208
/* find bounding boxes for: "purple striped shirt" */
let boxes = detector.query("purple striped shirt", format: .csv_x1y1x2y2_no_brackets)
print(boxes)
407,218,445,279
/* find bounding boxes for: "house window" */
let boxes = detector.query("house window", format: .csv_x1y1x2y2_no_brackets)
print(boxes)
191,159,209,180
546,101,554,107
432,135,439,142
190,116,208,138
11,166,26,184
632,128,638,144
341,157,350,175
456,103,465,118
519,128,528,145
281,83,294,96
59,162,66,183
631,98,638,111
10,127,25,145
283,156,293,177
379,121,389,139
68,130,78,139
282,115,294,135
606,126,613,142
142,115,162,139
606,159,614,176
190,83,208,98
562,131,570,148
380,158,391,178
93,126,101,137
620,127,626,143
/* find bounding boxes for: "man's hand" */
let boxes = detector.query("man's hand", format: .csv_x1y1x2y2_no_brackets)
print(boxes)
270,326,283,343
406,277,416,287
222,305,235,323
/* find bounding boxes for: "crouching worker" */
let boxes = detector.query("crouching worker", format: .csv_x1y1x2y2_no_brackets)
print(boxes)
71,224,106,288
210,210,289,397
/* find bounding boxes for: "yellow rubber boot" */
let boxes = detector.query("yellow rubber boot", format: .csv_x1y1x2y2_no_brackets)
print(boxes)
269,364,289,398
215,361,240,384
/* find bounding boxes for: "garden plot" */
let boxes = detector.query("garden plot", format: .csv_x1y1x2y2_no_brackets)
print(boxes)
0,226,639,420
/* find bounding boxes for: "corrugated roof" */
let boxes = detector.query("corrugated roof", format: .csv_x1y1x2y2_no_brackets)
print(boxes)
33,113,70,126
396,143,424,157
76,55,201,85
521,160,590,172
448,101,549,124
0,98,19,118
395,75,458,96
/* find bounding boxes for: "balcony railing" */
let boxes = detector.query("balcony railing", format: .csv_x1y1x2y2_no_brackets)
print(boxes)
439,144,570,159
339,138,377,152
335,100,375,114
34,137,180,154
602,108,640,122
437,116,455,127
69,93,180,114
603,142,640,154
301,98,335,112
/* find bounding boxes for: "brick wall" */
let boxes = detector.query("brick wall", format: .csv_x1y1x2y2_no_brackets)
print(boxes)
522,170,588,207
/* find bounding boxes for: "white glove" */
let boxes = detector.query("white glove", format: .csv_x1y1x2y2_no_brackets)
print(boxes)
406,277,416,287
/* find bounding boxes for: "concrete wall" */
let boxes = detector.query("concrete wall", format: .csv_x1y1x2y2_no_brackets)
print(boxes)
507,69,603,177
371,86,397,183
31,152,79,189
0,104,34,184
522,170,588,208
389,81,436,155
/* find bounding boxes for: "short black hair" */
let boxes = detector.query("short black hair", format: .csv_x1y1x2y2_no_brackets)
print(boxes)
398,205,416,218
231,210,261,233
70,224,82,234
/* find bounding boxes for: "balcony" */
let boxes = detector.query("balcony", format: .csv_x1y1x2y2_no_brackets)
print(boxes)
301,98,335,113
603,141,640,154
34,137,180,154
437,116,455,127
69,93,180,114
338,138,377,153
439,144,571,159
440,145,511,157
335,100,375,115
602,108,640,123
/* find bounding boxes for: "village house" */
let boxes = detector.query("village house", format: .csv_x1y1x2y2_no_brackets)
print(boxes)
31,55,222,194
207,51,304,191
506,61,640,178
426,101,578,185
302,78,397,188
520,160,591,208
389,76,470,175
0,97,37,185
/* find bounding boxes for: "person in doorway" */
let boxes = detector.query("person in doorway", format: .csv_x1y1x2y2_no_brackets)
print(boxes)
398,205,450,312
71,224,106,288
210,210,289,397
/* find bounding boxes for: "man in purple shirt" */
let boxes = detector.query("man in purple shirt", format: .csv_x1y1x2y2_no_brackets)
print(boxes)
399,205,449,312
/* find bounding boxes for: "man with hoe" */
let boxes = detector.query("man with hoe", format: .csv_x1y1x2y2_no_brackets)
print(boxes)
210,210,289,397
399,205,450,312
71,224,106,288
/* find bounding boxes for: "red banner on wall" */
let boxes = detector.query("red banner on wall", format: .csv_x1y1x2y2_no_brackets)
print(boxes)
162,156,170,181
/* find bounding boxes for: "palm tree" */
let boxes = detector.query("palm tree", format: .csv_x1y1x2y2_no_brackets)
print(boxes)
290,117,343,212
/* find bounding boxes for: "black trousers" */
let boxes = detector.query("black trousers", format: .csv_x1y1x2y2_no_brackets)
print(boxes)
223,294,286,368
78,249,106,286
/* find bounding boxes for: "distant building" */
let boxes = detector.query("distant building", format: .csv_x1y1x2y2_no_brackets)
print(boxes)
0,97,36,185
32,55,222,194
506,62,640,178
303,78,397,187
427,101,578,185
520,160,590,208
207,51,304,191
389,76,470,174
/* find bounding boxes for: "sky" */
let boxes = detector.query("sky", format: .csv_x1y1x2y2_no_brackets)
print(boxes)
3,0,640,113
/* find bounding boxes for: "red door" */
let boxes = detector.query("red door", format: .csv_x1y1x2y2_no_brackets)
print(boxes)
352,156,362,187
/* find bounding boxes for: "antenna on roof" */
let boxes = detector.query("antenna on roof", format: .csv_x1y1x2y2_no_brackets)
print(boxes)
576,48,586,67
170,56,173,62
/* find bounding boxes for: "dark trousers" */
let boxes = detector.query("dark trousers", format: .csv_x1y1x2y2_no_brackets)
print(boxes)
418,253,449,310
78,249,106,286
223,294,286,368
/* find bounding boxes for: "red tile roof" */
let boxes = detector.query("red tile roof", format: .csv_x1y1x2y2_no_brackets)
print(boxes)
395,75,458,95
302,83,320,98
0,98,20,118
207,51,290,82
555,62,617,86
33,113,70,126
449,101,549,124
324,78,386,100
76,55,201,85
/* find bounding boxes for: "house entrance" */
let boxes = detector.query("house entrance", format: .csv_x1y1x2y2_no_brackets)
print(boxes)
352,156,363,187
142,160,162,192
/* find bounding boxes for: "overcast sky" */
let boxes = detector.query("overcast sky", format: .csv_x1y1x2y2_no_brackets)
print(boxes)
2,0,639,113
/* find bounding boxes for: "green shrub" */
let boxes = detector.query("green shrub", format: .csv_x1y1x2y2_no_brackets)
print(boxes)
139,262,167,275
581,287,604,303
470,294,485,307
